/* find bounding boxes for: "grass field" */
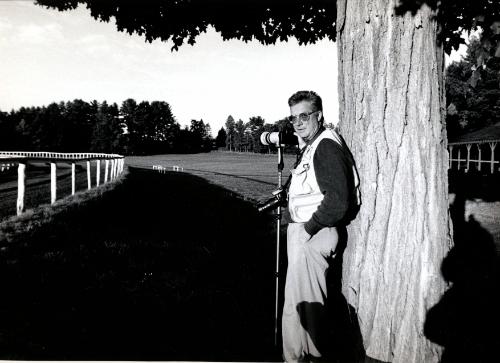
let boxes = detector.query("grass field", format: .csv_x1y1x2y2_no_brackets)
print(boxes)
126,151,298,204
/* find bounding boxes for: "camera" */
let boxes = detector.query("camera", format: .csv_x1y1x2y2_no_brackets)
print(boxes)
260,127,298,146
257,188,287,213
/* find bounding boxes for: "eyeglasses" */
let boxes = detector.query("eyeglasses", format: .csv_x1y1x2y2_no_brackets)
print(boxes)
288,110,319,125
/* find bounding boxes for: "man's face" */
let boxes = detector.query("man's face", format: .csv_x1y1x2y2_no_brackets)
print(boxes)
289,100,322,142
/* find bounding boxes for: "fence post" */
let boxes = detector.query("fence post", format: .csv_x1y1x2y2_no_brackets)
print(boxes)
489,142,497,174
477,144,482,171
17,162,26,216
110,159,115,180
448,145,453,169
466,144,471,172
87,160,91,190
51,162,57,204
104,159,109,182
96,159,101,186
457,149,461,170
71,163,76,195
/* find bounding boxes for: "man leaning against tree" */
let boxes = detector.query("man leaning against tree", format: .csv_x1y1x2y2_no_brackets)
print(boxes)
282,90,360,362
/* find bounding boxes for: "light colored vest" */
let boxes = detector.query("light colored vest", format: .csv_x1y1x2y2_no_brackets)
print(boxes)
288,128,359,223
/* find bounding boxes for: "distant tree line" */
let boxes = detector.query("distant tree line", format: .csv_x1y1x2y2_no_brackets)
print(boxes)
217,115,336,154
219,115,290,153
221,115,269,153
0,99,214,155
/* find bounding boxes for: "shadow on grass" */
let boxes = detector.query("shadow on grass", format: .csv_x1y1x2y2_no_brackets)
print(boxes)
448,170,500,202
424,180,500,362
323,227,366,363
0,167,281,361
186,167,277,186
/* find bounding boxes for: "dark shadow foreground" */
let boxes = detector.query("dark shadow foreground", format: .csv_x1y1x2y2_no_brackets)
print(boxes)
448,170,500,202
324,227,366,363
0,167,281,361
425,180,500,363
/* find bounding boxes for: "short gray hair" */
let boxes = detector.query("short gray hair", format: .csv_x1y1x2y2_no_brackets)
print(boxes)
288,90,323,112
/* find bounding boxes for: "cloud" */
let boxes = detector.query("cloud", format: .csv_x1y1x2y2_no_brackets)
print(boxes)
0,17,13,32
14,22,65,45
78,34,107,45
0,17,14,44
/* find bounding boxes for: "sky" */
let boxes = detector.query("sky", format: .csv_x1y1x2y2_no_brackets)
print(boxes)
0,1,466,135
0,1,340,134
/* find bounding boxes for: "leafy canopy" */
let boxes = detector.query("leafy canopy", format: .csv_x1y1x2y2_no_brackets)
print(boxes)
396,0,500,56
36,0,499,54
446,36,500,138
35,0,336,50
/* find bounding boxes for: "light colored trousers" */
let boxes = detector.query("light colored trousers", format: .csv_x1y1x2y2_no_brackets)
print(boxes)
282,223,339,362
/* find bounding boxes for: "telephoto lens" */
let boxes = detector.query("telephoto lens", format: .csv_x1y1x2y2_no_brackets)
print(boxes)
259,130,298,146
260,131,280,146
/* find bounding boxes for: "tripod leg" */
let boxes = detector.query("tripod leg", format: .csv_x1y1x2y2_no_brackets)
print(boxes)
274,146,284,348
274,207,281,347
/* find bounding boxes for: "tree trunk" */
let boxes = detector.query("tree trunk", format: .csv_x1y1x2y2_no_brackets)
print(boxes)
336,1,452,362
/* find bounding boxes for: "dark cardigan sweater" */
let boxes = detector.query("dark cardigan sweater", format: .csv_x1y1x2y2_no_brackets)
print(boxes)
301,130,352,236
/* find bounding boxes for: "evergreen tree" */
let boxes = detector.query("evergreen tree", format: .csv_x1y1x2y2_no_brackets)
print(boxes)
34,103,65,151
120,98,140,154
247,116,265,153
234,119,245,152
189,119,213,152
224,115,235,151
215,127,227,148
64,99,94,152
90,101,121,153
148,101,179,153
203,123,214,151
0,110,17,151
12,106,38,151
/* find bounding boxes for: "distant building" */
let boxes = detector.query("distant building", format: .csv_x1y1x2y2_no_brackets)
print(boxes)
448,122,500,173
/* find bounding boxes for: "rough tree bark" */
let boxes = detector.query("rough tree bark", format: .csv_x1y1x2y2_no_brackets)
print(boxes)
336,1,452,362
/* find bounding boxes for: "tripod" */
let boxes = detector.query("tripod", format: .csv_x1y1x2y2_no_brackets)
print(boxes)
258,131,299,349
273,143,284,347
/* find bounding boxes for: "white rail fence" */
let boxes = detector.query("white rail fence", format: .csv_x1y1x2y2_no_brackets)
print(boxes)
0,151,125,216
448,140,500,173
153,165,184,173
